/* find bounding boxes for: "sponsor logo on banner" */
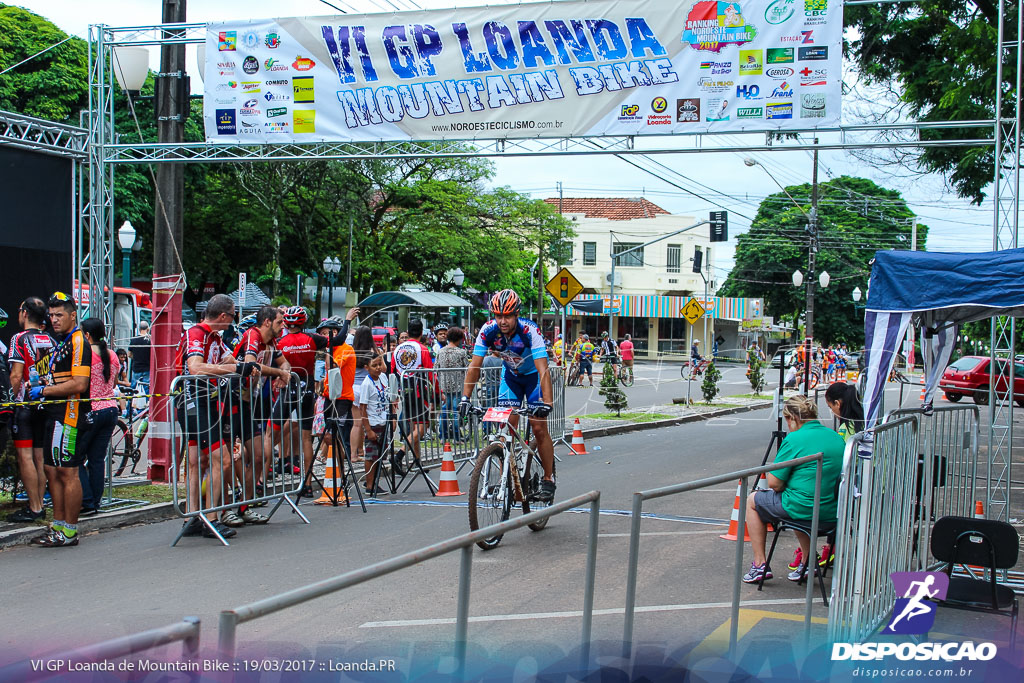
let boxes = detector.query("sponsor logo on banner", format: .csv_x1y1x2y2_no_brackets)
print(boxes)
293,110,316,133
264,91,290,102
265,32,281,49
804,0,828,25
676,98,701,122
218,31,236,51
737,106,763,119
216,60,236,69
264,57,288,72
766,66,794,79
241,31,259,49
267,107,288,118
239,119,263,135
214,97,236,105
243,56,260,75
265,121,289,132
706,97,730,121
799,46,828,60
800,92,826,117
765,0,796,24
736,84,760,99
770,81,794,97
240,98,260,116
216,109,236,134
241,81,262,93
682,1,758,53
766,101,793,119
798,66,827,86
646,114,671,125
218,70,236,77
700,60,733,74
618,104,642,121
266,80,289,88
651,97,668,113
782,30,814,43
739,50,763,75
698,77,734,92
293,56,316,71
293,76,315,103
216,81,238,92
766,48,794,63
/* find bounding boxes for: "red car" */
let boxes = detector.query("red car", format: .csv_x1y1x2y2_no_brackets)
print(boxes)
939,356,1024,406
372,326,398,347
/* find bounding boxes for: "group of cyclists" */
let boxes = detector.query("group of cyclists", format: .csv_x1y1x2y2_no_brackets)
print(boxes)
562,330,635,387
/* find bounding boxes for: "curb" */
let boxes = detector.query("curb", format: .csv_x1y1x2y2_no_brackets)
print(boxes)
577,400,773,440
0,501,177,550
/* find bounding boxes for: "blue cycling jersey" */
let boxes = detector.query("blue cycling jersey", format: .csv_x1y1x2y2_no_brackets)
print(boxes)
473,318,547,375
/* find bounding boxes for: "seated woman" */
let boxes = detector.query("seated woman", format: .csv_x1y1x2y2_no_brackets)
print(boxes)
742,395,846,584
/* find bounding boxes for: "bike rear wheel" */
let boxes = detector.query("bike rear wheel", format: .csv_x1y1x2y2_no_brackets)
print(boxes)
618,367,634,387
468,443,512,550
521,445,554,532
110,420,133,477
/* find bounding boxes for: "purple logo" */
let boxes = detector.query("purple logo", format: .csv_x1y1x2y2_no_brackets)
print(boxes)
885,571,949,634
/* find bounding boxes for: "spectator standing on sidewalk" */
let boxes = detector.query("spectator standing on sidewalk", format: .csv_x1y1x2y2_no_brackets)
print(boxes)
392,319,438,465
357,354,389,492
350,324,376,462
77,318,121,517
620,334,635,382
127,320,151,393
436,326,468,441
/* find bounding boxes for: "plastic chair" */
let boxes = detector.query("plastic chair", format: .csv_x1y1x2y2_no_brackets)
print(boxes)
758,516,837,606
931,515,1019,649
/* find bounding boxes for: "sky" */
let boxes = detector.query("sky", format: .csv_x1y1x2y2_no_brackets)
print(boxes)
9,0,1004,292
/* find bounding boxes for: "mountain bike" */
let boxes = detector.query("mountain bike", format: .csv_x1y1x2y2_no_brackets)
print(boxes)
681,358,712,381
467,406,554,550
617,362,634,387
109,388,150,476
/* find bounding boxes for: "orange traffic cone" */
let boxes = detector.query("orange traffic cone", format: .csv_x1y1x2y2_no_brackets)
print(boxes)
315,445,348,505
571,418,589,455
975,501,985,519
848,371,859,383
436,443,464,496
721,480,752,542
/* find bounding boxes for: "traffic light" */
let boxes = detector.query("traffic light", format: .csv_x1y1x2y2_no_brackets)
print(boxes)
560,276,569,299
692,249,703,273
710,211,728,242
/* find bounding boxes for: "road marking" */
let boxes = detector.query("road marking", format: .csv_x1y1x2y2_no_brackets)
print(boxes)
598,529,725,537
360,599,809,629
363,500,728,525
691,608,828,659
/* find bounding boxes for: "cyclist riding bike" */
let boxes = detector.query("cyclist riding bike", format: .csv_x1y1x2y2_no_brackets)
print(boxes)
600,331,620,377
691,339,703,368
459,289,556,502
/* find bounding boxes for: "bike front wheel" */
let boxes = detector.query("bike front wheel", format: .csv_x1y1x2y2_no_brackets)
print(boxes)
618,367,634,386
521,446,554,532
110,420,133,476
468,443,513,550
681,364,694,381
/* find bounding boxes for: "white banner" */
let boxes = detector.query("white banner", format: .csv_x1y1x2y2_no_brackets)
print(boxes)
204,0,842,143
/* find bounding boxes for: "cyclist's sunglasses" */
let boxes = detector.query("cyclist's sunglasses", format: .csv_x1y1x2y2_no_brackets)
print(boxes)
48,291,75,307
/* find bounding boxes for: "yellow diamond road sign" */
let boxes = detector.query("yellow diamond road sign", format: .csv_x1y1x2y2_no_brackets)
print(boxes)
681,298,706,325
546,267,584,307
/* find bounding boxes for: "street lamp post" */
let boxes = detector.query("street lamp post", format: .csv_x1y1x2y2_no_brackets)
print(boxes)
452,267,466,326
323,256,341,317
118,221,137,288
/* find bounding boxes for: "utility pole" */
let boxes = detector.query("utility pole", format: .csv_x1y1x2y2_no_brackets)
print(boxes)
803,140,820,395
149,0,188,483
536,241,545,330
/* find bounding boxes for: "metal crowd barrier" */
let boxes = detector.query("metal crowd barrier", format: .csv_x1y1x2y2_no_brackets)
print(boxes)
218,490,601,675
622,453,826,659
827,417,919,643
886,406,980,571
169,372,310,546
0,618,200,681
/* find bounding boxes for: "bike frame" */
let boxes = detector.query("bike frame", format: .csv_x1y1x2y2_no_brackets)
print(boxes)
480,409,540,505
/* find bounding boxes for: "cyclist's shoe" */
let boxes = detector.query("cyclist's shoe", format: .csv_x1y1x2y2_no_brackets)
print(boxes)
241,508,269,525
181,518,204,537
202,520,237,539
787,548,804,571
741,562,773,583
7,507,45,523
34,529,78,548
220,510,245,528
535,480,556,503
818,543,834,568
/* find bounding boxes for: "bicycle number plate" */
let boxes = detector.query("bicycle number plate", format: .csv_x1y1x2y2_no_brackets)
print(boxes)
481,407,514,423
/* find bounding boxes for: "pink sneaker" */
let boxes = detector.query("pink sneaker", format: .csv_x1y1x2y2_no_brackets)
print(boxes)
787,548,804,571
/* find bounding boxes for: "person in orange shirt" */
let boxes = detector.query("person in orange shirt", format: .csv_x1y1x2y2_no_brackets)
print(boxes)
323,328,357,462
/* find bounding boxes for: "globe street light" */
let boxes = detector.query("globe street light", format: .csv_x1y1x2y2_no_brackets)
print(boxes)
323,256,342,317
452,267,466,325
118,221,137,288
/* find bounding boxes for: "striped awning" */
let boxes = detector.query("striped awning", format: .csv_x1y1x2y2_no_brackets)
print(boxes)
564,294,763,320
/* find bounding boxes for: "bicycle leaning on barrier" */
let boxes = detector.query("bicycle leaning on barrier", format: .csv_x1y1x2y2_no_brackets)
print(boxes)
465,405,553,549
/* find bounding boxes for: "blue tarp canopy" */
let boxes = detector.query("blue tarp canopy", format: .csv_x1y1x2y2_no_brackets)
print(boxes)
868,248,1024,326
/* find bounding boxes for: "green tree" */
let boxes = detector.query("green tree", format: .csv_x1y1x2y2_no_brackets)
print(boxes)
599,362,628,416
0,4,88,121
719,177,924,346
702,361,722,404
844,2,1011,203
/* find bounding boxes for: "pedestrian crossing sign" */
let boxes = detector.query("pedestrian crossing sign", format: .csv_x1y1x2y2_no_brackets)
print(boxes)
681,298,705,325
546,267,584,307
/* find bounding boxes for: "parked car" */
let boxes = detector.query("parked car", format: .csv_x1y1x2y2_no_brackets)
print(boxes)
940,356,1024,406
770,349,798,368
372,326,398,347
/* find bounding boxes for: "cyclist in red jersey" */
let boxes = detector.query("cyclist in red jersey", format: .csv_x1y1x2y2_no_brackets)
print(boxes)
277,305,356,488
